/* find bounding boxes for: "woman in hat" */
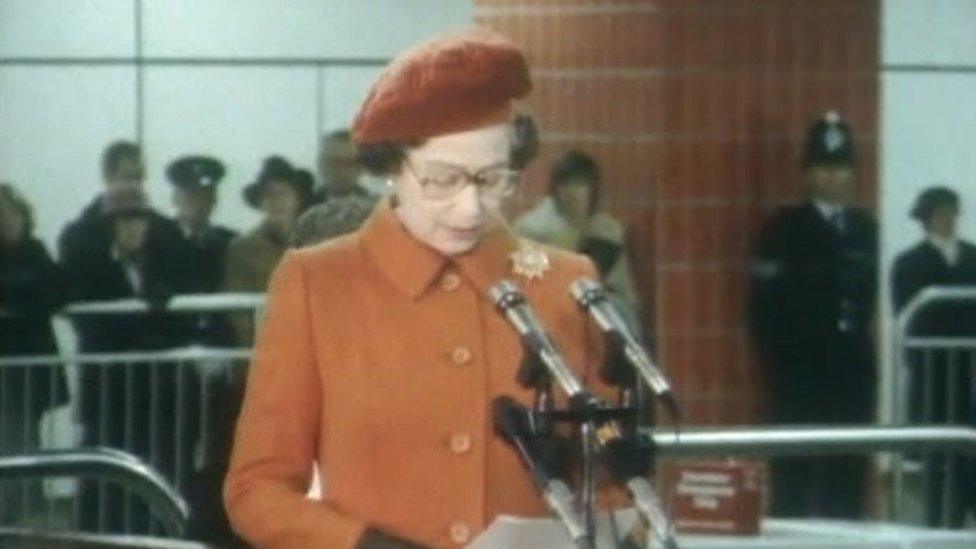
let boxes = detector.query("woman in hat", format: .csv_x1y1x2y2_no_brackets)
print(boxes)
224,28,623,548
891,186,976,527
223,156,312,344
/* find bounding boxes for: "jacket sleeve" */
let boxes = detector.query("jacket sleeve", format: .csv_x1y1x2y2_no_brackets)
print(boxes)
222,240,257,345
891,253,917,315
223,251,367,548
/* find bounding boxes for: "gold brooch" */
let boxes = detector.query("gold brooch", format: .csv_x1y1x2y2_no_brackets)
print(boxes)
510,239,550,281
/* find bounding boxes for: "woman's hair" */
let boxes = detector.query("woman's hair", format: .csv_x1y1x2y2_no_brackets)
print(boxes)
356,114,542,177
910,185,960,223
510,113,540,170
357,141,411,176
549,150,602,212
0,182,35,236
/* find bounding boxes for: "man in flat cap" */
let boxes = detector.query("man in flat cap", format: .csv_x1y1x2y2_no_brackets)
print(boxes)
750,111,879,519
891,186,976,527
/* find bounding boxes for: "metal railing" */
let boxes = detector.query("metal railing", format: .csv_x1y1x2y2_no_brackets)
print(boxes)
0,449,189,537
644,425,976,458
0,293,264,537
61,293,265,316
891,286,976,527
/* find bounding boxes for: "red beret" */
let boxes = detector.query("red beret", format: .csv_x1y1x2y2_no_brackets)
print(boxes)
352,27,532,145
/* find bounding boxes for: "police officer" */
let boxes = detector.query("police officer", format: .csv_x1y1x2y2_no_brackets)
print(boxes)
166,155,237,294
750,111,879,518
161,156,247,544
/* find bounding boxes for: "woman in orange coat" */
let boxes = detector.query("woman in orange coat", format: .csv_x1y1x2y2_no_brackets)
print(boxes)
224,28,615,548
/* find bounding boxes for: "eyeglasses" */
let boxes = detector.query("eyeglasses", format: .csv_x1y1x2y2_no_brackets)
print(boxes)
404,159,520,201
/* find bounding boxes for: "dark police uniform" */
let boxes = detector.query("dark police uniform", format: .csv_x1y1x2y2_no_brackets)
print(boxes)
891,187,976,527
163,155,247,545
163,156,237,345
163,157,236,293
750,112,879,519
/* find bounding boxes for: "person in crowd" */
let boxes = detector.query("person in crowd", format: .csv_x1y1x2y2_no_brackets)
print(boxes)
58,140,181,295
72,186,187,534
158,155,245,544
224,28,631,548
516,150,642,329
163,154,238,346
291,130,379,247
749,111,879,519
311,129,375,204
70,186,186,352
891,186,976,527
165,155,237,294
224,156,311,345
0,182,69,525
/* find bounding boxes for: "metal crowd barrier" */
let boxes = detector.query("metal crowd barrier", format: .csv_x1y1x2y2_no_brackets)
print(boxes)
891,286,976,527
0,448,189,537
0,293,263,537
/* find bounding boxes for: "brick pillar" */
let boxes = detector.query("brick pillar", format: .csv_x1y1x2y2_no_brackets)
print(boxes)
476,0,879,425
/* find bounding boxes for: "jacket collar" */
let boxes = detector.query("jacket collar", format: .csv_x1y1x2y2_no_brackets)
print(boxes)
360,198,521,300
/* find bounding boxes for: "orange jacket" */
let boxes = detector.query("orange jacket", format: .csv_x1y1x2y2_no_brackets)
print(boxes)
224,200,617,548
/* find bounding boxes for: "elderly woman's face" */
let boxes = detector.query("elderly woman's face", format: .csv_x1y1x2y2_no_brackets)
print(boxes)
393,124,513,255
261,180,302,228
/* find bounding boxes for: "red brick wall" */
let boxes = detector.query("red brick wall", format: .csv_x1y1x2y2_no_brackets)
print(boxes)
476,0,879,424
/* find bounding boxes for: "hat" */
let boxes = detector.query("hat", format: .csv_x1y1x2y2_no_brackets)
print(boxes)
243,156,313,209
804,110,856,167
352,27,532,145
910,186,960,222
167,155,225,190
102,186,151,218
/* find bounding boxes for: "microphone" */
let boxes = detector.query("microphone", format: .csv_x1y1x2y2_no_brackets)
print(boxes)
491,281,678,546
570,278,680,417
493,396,588,547
489,280,589,400
598,423,676,547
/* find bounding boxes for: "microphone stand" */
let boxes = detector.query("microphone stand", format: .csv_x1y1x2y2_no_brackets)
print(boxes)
600,341,678,549
499,280,677,548
580,419,597,548
517,347,597,549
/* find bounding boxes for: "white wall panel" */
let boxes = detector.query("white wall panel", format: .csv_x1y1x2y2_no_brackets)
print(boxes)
142,67,319,232
883,0,976,66
0,0,135,58
319,66,383,132
0,66,137,251
142,0,473,59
